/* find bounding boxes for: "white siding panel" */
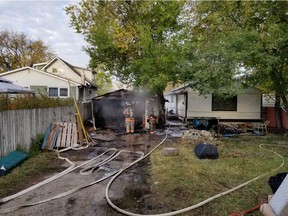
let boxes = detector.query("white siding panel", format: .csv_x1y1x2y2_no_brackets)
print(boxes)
45,60,80,82
75,68,94,81
1,69,79,99
188,92,211,112
183,88,261,120
186,92,261,120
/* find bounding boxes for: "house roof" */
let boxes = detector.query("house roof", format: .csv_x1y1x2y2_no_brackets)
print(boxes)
93,89,147,100
0,77,34,94
165,83,189,95
41,56,97,88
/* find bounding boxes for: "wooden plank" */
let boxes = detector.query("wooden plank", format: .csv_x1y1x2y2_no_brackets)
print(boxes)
51,126,60,149
41,123,52,149
76,114,83,145
55,124,63,148
61,123,68,147
71,123,77,146
44,123,58,149
66,123,72,147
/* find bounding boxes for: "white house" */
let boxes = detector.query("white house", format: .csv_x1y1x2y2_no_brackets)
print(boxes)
0,56,97,101
165,84,262,123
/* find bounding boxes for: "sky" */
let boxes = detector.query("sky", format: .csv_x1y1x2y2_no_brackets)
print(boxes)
0,0,90,68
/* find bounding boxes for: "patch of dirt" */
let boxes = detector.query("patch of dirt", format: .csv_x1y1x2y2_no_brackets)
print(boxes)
0,129,169,216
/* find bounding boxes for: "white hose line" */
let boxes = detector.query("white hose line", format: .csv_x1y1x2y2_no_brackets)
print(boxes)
79,149,143,175
105,142,287,216
0,150,144,214
0,148,118,204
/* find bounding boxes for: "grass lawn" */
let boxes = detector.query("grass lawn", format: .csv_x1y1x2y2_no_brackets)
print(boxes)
1,133,287,216
148,134,288,216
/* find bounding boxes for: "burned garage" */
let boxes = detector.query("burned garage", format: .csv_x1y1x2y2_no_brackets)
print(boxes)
92,89,157,132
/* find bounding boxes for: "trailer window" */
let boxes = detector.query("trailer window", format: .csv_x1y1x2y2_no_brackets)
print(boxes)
212,95,237,111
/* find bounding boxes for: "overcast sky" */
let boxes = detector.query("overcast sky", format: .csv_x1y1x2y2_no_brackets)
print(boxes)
0,0,90,68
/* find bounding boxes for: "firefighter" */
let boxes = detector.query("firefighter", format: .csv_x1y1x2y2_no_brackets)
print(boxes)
123,103,135,134
148,107,156,134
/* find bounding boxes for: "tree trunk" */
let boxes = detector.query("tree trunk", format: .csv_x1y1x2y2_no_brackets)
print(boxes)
275,94,283,132
156,91,166,128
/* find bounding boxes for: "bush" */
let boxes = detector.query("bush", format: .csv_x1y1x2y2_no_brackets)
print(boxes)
29,134,45,157
0,94,73,111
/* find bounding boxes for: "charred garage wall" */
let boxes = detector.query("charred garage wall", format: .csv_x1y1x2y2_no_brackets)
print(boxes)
92,89,149,131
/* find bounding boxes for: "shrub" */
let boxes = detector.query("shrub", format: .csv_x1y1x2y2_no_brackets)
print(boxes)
29,134,45,157
0,94,73,111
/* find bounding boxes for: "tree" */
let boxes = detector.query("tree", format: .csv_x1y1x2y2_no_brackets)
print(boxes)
94,64,113,95
66,0,185,126
182,1,288,129
0,29,54,73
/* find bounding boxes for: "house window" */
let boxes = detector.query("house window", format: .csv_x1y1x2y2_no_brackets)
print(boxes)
212,95,237,111
49,88,58,97
60,88,68,97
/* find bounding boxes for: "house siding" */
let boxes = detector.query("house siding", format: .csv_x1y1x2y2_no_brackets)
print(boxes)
45,60,80,82
264,107,288,129
166,87,261,121
0,68,79,99
30,85,48,96
75,67,94,81
186,89,261,120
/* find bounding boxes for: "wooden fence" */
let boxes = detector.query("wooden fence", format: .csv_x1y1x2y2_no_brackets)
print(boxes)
0,102,92,157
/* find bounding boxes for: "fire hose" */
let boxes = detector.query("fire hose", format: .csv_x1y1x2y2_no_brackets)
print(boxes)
105,143,286,216
0,135,286,215
0,146,117,204
0,149,144,214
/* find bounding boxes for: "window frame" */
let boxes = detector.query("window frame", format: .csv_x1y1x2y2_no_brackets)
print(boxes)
212,94,237,111
59,88,68,97
48,87,58,97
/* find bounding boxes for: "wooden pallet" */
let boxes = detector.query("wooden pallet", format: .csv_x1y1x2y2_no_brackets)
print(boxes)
55,122,78,148
42,122,78,150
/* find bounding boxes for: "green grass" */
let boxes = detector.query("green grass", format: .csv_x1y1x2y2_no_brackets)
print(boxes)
147,135,288,216
0,134,64,199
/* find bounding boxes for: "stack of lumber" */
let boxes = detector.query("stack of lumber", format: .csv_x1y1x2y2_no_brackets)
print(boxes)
41,122,80,150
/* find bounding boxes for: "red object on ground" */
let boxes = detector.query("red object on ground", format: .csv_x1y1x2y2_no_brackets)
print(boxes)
229,200,267,216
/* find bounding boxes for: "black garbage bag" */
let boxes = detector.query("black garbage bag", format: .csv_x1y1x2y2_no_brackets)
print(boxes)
268,172,288,194
194,143,219,159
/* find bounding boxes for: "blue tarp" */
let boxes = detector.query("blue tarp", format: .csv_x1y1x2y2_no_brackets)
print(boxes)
0,151,28,176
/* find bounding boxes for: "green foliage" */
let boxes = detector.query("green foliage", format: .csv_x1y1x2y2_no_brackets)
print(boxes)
94,64,113,95
66,0,185,95
29,134,45,157
183,1,288,108
0,94,73,111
